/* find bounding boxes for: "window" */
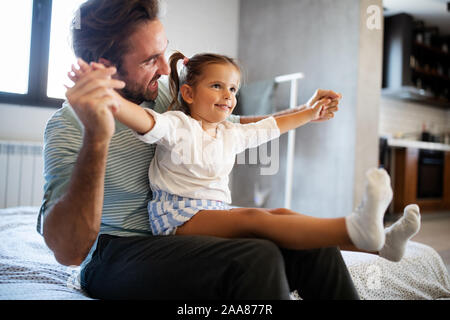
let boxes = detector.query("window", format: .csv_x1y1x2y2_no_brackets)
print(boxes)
48,0,86,99
0,1,33,94
0,0,86,108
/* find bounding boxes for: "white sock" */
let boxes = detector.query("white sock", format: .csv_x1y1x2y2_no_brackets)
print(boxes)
379,204,421,262
345,168,393,251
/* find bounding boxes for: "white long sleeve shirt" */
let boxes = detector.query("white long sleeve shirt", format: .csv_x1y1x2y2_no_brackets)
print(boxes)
135,109,280,203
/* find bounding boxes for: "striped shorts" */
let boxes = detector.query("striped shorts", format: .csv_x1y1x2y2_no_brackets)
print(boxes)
148,189,231,235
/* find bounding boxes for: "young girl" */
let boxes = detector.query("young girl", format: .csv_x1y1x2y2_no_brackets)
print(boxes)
69,53,420,259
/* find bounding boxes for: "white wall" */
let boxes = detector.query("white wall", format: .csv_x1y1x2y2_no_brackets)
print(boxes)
353,0,384,210
0,0,241,144
160,0,240,58
379,97,450,139
0,104,56,143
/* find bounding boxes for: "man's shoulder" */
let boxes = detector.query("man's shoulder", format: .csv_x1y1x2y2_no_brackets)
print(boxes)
153,76,173,113
46,101,83,132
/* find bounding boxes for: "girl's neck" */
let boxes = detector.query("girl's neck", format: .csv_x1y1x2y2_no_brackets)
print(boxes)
190,113,220,138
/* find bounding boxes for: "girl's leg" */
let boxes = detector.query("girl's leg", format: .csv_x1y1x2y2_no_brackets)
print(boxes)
263,174,420,261
339,204,421,261
177,168,393,251
176,206,352,250
379,204,421,261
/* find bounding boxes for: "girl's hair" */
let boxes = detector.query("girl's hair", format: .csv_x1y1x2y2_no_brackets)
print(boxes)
71,0,160,72
168,51,241,114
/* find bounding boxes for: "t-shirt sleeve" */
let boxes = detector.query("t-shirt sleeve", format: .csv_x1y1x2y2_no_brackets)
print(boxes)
132,109,185,148
231,116,280,154
37,106,83,235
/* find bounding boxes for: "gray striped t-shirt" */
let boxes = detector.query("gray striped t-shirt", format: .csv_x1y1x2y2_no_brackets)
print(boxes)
36,79,240,268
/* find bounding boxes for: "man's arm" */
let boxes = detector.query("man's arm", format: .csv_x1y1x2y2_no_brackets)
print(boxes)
43,66,124,266
43,138,109,266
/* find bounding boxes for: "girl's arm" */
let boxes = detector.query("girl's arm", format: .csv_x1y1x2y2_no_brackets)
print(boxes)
275,98,330,134
114,97,155,134
69,59,155,135
240,89,341,125
239,104,308,125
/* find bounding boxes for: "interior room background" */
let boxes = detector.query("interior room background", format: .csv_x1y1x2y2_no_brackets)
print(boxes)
1,0,449,216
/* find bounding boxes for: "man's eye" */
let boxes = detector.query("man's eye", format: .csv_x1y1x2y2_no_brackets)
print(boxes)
230,87,237,93
212,84,221,89
144,58,157,66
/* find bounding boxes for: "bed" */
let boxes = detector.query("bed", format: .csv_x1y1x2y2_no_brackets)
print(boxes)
1,206,449,300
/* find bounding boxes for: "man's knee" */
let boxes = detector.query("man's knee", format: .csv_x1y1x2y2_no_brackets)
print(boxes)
229,238,291,299
236,238,285,271
321,246,342,256
312,246,345,263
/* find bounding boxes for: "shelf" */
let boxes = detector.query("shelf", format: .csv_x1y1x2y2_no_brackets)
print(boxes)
413,42,450,59
411,67,450,83
383,14,450,108
381,86,450,108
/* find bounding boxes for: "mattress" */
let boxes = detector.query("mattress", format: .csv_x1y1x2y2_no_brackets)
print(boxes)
1,206,449,300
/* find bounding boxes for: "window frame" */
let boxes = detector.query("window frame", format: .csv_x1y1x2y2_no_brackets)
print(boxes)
0,0,64,108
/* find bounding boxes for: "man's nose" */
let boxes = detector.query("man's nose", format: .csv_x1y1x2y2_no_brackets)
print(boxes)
158,55,170,76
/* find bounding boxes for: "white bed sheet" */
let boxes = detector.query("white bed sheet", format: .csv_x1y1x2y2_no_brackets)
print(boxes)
342,242,450,299
1,206,449,300
0,207,91,300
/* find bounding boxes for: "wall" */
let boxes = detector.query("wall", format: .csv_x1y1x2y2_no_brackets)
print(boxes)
232,0,383,217
379,97,450,139
160,0,239,58
0,0,240,143
0,104,55,143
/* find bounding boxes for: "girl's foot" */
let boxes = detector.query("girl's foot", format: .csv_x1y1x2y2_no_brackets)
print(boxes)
379,204,421,262
345,168,393,251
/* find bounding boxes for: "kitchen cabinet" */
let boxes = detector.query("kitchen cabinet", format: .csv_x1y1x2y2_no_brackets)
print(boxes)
382,13,450,108
387,143,450,213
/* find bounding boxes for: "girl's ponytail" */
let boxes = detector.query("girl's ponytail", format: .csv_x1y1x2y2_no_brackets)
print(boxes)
168,51,187,112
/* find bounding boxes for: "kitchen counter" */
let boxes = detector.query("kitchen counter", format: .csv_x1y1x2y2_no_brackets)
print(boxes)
385,138,450,152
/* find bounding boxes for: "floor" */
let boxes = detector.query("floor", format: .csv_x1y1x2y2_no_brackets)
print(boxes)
386,210,450,274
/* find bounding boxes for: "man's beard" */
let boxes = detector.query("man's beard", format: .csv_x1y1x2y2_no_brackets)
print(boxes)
117,71,159,104
119,84,156,105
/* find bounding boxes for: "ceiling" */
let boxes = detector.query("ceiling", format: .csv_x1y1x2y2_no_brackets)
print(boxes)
383,0,450,36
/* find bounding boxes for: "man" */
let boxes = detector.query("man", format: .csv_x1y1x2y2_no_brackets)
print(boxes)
38,0,357,299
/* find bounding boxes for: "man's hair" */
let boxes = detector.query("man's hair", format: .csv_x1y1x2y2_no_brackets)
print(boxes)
71,0,160,71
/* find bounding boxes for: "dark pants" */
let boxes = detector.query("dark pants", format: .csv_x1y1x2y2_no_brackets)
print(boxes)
81,234,359,300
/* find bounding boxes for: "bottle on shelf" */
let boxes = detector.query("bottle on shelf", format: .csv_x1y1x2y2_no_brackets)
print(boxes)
414,20,425,44
421,122,431,142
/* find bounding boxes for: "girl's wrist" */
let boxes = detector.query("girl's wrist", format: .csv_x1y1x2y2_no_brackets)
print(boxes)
305,108,316,122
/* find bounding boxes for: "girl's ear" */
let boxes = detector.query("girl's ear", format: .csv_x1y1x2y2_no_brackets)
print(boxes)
180,84,194,104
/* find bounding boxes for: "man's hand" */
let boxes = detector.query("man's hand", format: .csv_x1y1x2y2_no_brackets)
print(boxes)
65,58,126,144
306,89,342,122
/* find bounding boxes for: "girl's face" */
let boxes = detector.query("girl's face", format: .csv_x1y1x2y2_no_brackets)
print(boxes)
182,63,240,125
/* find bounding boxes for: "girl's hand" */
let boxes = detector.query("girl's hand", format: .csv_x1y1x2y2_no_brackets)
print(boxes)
66,58,125,115
311,98,339,122
310,98,331,121
68,59,106,83
65,58,126,143
307,89,342,123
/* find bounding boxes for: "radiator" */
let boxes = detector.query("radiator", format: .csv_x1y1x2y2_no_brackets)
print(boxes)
0,141,44,208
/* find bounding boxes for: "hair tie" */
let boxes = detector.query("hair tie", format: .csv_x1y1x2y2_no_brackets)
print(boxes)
183,57,189,66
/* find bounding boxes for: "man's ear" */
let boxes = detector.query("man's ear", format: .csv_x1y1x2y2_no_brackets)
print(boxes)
98,57,113,68
180,84,194,104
